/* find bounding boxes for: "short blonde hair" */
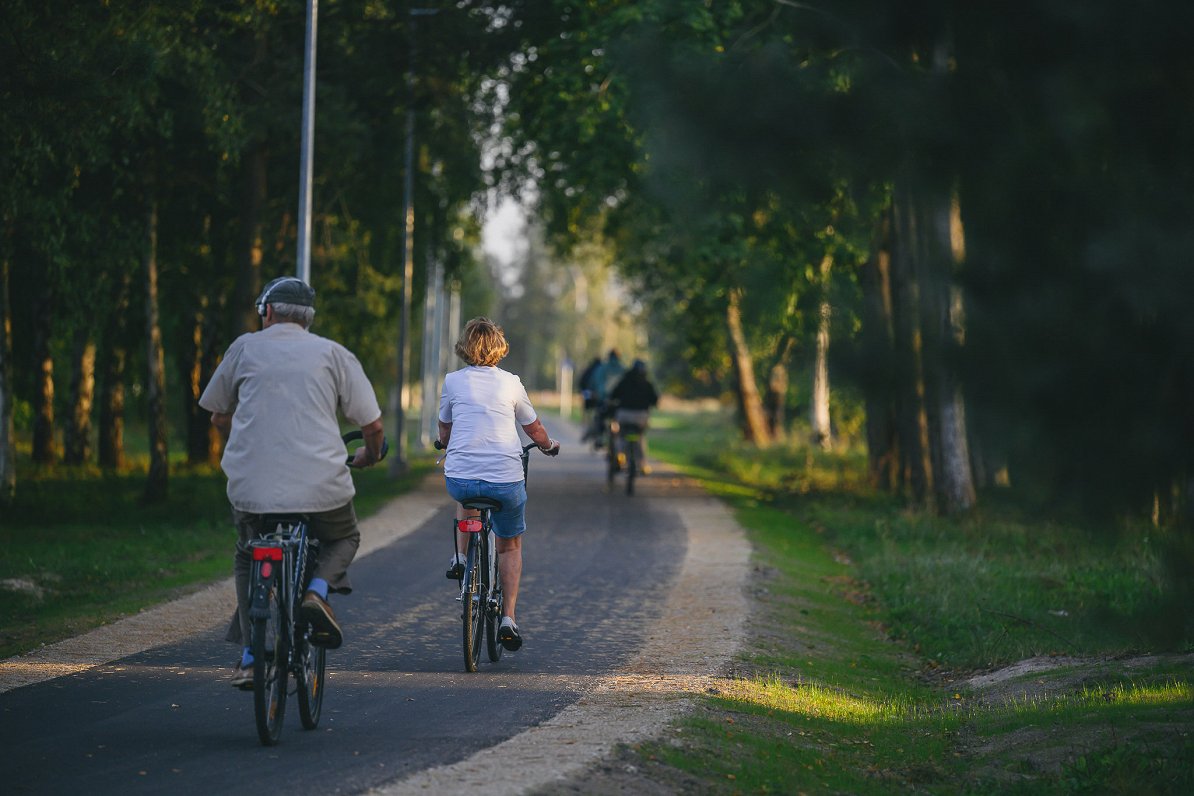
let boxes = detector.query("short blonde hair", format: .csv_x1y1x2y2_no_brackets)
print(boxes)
455,317,509,367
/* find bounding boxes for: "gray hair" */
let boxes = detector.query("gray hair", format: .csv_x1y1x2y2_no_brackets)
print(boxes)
270,301,316,329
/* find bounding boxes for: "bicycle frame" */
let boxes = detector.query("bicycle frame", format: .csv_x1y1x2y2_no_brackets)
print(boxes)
248,519,309,649
451,443,539,672
247,518,320,745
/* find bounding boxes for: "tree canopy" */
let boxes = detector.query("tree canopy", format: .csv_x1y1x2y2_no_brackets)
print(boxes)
4,0,1194,569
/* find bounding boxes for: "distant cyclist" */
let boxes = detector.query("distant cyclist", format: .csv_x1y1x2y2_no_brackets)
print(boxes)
610,359,659,473
587,349,626,447
437,317,559,652
577,356,602,442
199,276,386,688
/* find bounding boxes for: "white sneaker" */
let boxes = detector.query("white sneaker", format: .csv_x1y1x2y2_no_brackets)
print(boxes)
445,553,467,579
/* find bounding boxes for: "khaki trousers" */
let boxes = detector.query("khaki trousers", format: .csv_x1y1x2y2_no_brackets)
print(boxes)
225,501,361,645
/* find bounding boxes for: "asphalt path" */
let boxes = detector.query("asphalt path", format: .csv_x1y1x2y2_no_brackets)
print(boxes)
0,424,738,795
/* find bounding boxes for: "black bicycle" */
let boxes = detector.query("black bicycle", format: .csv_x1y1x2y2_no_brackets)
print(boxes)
437,440,551,672
616,420,644,495
604,415,644,496
245,430,385,745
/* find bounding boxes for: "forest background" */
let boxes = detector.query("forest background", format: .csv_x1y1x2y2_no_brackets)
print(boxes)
2,1,1193,633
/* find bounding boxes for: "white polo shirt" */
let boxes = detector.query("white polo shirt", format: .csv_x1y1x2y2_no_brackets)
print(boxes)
199,323,382,513
438,365,538,482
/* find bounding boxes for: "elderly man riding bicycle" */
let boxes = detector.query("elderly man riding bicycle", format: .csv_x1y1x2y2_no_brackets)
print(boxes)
200,276,386,688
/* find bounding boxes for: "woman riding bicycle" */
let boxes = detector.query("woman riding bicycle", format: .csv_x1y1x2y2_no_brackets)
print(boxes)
436,317,559,652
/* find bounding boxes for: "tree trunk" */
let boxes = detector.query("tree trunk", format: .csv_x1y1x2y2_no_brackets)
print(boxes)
233,142,267,337
143,174,169,502
810,254,834,451
930,195,976,513
893,177,976,514
859,207,899,491
64,327,97,465
890,186,933,507
0,253,15,503
98,348,128,470
98,270,131,470
764,336,794,442
726,287,772,446
182,298,223,466
31,280,56,465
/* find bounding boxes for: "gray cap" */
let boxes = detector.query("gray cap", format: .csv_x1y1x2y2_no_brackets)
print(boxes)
256,277,315,315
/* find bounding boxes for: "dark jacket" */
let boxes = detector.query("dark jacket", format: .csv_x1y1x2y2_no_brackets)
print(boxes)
611,369,659,411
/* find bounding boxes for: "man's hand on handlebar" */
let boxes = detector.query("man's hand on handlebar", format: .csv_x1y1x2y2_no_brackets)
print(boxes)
540,439,561,457
344,425,389,468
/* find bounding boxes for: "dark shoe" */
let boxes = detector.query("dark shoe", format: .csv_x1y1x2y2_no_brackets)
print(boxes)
231,662,253,690
301,592,343,649
498,620,522,652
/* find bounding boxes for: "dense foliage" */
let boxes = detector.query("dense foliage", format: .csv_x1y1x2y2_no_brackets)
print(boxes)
4,2,1194,582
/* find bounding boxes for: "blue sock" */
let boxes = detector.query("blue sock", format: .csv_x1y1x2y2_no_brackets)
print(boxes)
241,647,253,668
308,578,329,600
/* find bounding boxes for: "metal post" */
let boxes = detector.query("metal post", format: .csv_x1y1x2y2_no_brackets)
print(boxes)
444,282,461,372
391,101,415,475
391,8,439,475
418,249,439,448
296,0,318,284
426,256,445,445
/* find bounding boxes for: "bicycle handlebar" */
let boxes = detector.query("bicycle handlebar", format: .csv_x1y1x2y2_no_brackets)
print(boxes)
436,439,559,456
343,429,389,467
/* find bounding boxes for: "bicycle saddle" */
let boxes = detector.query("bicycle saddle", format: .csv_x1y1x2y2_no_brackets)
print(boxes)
259,514,308,532
460,496,504,511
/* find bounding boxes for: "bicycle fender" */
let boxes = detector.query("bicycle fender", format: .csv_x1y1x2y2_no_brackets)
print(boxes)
248,565,276,619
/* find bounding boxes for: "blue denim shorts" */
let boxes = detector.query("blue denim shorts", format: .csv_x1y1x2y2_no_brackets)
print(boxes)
445,478,527,538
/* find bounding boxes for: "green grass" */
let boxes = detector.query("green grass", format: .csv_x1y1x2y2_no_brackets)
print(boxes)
0,450,435,660
630,406,1194,794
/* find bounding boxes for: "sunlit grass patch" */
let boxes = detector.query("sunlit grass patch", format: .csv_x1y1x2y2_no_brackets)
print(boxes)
722,673,920,725
993,680,1193,717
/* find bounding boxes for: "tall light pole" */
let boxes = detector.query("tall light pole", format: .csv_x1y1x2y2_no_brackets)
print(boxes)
296,0,318,284
391,7,438,475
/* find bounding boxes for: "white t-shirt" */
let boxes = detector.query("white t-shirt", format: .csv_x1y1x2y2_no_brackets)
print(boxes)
438,365,538,482
198,323,382,513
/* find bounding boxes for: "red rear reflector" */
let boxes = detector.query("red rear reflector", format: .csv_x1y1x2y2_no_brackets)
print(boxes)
253,546,283,561
457,519,484,533
260,562,273,579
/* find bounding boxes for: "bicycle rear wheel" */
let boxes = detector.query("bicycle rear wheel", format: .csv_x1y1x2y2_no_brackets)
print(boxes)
485,536,504,662
626,439,637,495
462,536,485,672
606,432,619,488
296,632,325,729
251,586,289,746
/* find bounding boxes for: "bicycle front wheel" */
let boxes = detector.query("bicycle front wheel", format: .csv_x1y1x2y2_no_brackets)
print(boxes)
296,633,326,729
462,538,485,672
251,587,289,746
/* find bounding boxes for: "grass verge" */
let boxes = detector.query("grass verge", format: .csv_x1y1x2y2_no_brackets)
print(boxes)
0,452,434,661
598,407,1193,795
